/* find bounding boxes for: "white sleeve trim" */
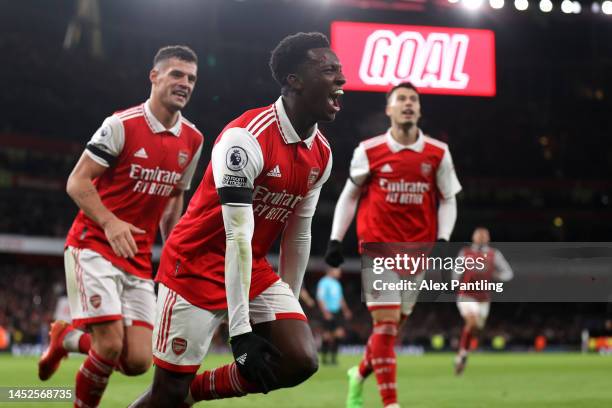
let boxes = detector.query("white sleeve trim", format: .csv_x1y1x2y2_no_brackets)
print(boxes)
330,179,362,241
437,196,457,241
278,215,312,297
436,147,462,199
222,204,255,337
349,144,370,187
86,115,125,166
176,141,203,191
212,127,264,190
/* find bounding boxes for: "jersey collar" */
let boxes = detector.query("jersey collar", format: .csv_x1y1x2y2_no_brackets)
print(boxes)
385,128,425,153
274,96,318,149
144,99,182,137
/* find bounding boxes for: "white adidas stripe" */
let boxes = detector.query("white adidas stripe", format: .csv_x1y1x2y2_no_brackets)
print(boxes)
316,131,331,149
249,111,275,136
119,112,144,122
362,134,387,150
116,106,142,118
246,107,273,133
253,117,275,138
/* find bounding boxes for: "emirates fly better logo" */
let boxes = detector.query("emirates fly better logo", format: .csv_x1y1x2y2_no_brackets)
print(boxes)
331,22,496,96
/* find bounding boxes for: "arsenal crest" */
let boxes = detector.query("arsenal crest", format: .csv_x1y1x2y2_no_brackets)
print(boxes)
89,294,101,309
178,151,189,168
421,162,432,177
172,337,188,355
307,167,320,187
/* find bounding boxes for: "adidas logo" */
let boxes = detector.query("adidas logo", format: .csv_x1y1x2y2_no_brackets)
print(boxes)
381,163,393,173
236,353,247,365
266,165,282,178
134,147,148,159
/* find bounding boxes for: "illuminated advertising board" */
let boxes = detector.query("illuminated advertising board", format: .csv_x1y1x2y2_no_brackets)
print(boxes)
331,21,496,96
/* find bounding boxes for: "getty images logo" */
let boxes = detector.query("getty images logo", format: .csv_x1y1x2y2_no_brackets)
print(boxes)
359,30,470,89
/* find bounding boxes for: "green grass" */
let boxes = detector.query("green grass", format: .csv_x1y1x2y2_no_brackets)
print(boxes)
1,353,611,407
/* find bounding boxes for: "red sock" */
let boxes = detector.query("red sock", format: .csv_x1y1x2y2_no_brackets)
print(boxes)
459,326,472,353
189,362,260,401
370,321,398,407
78,334,91,354
358,337,373,379
74,349,116,408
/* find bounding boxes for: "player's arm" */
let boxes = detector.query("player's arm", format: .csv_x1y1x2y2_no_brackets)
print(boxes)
212,127,279,392
299,288,315,308
325,144,369,267
211,128,262,337
66,116,145,258
493,249,514,281
436,145,463,241
159,141,203,242
278,154,332,296
159,192,184,243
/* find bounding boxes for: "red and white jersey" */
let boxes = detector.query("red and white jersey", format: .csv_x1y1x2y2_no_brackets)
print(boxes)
66,100,204,279
351,129,461,246
457,245,513,301
156,97,332,310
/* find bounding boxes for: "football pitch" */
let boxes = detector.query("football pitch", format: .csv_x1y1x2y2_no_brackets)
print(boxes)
0,353,611,407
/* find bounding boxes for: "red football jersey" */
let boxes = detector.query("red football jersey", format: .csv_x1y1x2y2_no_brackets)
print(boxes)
66,101,204,279
156,97,332,310
457,245,513,301
458,246,496,301
351,130,461,246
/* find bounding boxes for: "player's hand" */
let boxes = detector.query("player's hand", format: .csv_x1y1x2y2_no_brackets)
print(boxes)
324,240,344,267
230,332,282,394
323,311,333,321
343,309,353,320
102,217,146,259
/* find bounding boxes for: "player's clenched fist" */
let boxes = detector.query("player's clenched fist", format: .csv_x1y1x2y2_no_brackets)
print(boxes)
230,332,282,394
324,239,344,267
102,217,145,258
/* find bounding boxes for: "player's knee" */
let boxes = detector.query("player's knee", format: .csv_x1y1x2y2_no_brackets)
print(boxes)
289,348,319,385
371,308,401,324
94,335,124,361
120,355,152,376
466,315,479,330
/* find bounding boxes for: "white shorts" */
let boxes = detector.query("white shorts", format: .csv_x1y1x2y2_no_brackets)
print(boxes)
152,280,305,373
364,267,425,317
64,246,155,329
457,296,490,329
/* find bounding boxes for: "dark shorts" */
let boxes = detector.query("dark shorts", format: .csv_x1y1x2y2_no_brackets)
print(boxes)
323,312,343,332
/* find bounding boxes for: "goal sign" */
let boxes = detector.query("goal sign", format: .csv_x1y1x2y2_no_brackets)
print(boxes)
331,21,496,97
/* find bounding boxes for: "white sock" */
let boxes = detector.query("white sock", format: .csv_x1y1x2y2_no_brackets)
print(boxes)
62,329,84,352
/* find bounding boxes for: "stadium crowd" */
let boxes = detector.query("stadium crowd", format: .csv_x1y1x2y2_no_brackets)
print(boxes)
0,260,607,352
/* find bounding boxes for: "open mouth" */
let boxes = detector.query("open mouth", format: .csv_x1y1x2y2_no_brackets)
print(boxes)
172,89,188,101
327,89,344,113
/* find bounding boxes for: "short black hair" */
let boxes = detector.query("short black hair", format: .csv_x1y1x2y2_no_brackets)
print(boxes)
269,32,330,86
386,82,420,101
153,45,198,67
